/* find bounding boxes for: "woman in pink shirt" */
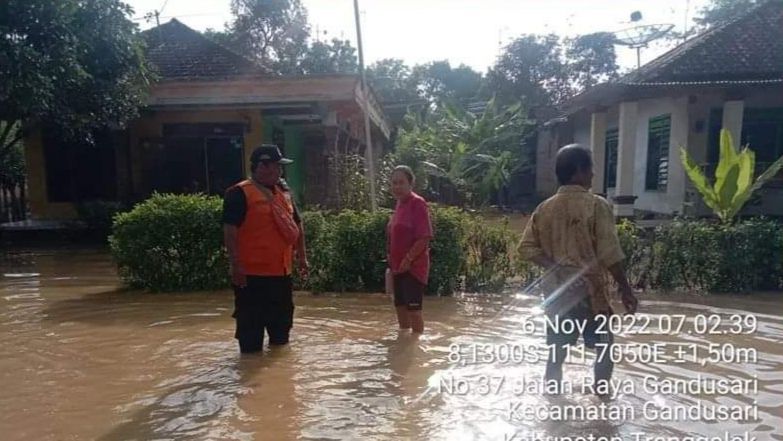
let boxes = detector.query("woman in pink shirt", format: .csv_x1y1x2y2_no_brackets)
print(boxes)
387,166,433,333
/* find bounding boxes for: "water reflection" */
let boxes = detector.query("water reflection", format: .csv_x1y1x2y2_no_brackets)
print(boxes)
1,249,782,441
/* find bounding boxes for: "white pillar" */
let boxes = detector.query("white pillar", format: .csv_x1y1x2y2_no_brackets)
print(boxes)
613,101,639,217
668,97,689,214
590,111,607,195
722,100,745,149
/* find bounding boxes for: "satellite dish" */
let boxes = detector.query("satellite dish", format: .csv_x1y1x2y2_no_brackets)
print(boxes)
614,23,675,68
630,11,643,22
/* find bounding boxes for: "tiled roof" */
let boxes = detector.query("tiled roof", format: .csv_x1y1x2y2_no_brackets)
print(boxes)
622,0,783,84
142,19,268,80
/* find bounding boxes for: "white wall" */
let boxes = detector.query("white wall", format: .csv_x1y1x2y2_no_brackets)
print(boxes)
550,89,783,217
630,97,679,214
572,112,591,149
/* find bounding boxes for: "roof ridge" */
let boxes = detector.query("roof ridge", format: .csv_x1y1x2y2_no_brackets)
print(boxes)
621,0,779,84
145,18,270,76
179,20,271,75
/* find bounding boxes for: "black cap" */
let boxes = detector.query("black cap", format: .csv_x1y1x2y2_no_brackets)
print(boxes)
250,144,293,165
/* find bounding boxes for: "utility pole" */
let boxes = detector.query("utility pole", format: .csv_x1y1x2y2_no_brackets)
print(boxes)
143,10,161,26
353,0,378,211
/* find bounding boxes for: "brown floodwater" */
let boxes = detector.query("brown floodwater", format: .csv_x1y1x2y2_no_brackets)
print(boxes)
1,248,782,441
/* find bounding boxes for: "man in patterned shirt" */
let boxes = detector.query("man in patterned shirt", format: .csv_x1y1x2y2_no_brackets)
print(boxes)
520,144,638,395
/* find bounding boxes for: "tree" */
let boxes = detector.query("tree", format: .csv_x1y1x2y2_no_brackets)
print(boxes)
565,32,620,90
395,97,534,206
366,58,421,103
411,61,485,106
488,32,620,109
227,0,310,74
0,123,24,188
694,0,761,29
298,38,358,75
203,28,234,47
0,0,150,160
487,34,572,108
681,129,783,223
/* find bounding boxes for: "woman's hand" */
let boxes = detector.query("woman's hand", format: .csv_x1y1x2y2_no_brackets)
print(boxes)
399,256,412,273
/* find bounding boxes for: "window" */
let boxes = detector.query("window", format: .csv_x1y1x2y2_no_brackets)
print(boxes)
708,107,783,183
645,115,671,191
604,128,618,190
741,108,783,164
43,129,117,202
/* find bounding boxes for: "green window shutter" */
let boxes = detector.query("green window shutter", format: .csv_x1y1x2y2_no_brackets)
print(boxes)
646,115,671,191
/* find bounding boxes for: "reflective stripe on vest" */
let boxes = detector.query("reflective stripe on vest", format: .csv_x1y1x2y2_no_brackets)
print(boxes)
235,180,295,276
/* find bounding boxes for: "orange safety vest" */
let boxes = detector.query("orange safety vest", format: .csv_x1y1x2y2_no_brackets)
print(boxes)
234,180,295,276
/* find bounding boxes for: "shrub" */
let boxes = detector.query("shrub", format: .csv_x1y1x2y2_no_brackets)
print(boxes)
616,219,650,288
429,206,468,295
328,209,391,292
626,218,783,293
110,194,534,294
295,211,334,292
109,193,227,292
463,217,520,292
297,207,468,295
296,206,524,295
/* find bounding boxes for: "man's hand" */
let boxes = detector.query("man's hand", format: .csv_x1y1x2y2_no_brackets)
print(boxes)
619,285,638,314
231,262,247,288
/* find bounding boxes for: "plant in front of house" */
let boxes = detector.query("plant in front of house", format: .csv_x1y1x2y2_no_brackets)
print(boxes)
681,129,783,223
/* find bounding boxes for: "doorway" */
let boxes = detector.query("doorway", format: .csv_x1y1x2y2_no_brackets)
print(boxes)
157,123,245,195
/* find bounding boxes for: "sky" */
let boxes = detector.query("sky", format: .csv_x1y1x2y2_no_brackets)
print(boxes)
127,0,712,73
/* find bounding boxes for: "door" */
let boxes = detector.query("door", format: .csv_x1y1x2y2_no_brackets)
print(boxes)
206,136,244,195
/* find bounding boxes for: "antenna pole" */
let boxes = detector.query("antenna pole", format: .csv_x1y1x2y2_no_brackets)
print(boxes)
637,47,641,69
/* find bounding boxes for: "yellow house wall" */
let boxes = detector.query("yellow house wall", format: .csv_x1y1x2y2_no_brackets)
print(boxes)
128,109,263,196
25,108,263,220
24,130,79,219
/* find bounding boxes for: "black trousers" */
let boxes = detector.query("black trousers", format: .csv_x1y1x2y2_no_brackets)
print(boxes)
232,275,294,353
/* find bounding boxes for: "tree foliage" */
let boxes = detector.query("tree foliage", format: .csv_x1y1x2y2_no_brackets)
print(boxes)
366,58,422,103
0,123,24,187
564,32,620,90
411,61,485,106
488,32,619,108
226,0,311,74
694,0,762,29
0,0,150,158
488,34,571,108
394,97,534,206
216,0,358,76
298,38,357,75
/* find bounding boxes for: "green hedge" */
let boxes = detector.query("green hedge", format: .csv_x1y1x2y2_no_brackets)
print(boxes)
618,218,783,293
109,193,228,292
111,194,781,294
296,206,524,295
109,194,524,293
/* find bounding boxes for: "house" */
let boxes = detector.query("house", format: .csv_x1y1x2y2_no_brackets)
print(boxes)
22,19,391,220
537,0,783,217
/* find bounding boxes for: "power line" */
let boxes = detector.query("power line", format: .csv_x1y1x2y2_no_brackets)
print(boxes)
159,0,172,16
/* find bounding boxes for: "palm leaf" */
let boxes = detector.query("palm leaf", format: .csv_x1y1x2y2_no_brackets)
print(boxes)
749,154,783,194
715,129,738,182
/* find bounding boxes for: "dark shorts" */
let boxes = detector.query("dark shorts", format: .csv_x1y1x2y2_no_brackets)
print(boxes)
546,297,613,349
232,275,294,353
393,272,425,311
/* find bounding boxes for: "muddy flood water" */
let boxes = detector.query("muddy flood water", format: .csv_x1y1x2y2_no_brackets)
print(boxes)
1,248,782,441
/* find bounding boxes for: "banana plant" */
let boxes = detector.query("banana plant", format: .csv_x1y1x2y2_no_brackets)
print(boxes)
681,129,783,223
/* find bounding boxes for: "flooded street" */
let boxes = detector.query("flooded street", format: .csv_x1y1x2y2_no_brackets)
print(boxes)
1,248,782,441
